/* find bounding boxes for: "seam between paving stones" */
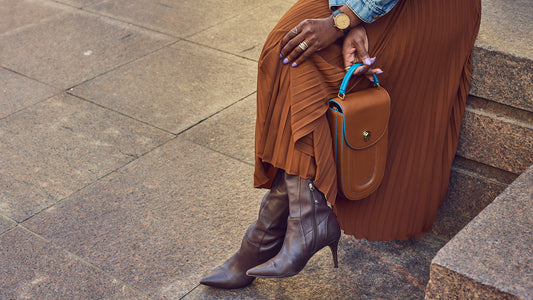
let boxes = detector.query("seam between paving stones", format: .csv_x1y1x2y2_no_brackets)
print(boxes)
16,224,155,299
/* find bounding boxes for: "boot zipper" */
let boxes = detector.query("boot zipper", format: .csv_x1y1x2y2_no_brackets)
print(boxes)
308,182,318,253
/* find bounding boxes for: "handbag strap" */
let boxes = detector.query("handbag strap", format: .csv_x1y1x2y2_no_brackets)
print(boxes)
338,63,379,99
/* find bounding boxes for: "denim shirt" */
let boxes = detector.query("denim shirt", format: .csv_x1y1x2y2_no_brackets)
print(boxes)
329,0,399,23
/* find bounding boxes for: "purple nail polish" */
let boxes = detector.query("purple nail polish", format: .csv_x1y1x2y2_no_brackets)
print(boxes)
291,62,297,67
280,53,283,58
370,57,376,64
359,66,366,72
376,70,384,74
283,58,289,64
364,58,372,65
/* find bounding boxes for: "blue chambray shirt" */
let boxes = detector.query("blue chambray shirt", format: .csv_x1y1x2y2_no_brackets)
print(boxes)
329,0,399,23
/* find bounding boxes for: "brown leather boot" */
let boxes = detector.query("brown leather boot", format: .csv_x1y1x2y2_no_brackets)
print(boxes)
200,170,289,289
246,172,341,278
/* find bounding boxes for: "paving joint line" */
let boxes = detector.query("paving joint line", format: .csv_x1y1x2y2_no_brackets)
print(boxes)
16,224,154,299
176,91,257,137
66,92,179,136
19,133,180,227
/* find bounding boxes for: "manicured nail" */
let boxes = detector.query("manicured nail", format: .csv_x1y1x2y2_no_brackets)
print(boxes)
280,53,283,58
376,70,384,74
283,58,289,64
364,58,372,65
359,66,366,72
291,62,297,67
370,57,376,64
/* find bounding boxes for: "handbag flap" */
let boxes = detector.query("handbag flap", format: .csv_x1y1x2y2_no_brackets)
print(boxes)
329,86,390,150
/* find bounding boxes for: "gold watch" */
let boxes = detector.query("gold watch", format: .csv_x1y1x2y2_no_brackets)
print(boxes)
333,10,351,34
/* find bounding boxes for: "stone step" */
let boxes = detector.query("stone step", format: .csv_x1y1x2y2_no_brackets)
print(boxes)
426,165,533,299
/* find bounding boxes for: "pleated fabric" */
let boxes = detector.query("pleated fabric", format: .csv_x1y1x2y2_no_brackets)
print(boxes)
254,0,481,240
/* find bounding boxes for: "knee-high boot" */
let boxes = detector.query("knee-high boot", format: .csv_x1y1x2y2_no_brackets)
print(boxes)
200,170,289,289
246,172,341,278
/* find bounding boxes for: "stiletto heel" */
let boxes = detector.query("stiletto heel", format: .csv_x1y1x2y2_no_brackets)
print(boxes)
329,240,339,268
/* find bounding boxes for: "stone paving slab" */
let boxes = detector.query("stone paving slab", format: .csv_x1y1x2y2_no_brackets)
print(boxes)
70,40,257,134
188,0,296,61
0,0,63,35
87,0,258,38
186,234,446,299
0,7,174,90
182,94,256,165
0,226,143,299
25,137,266,299
0,67,58,119
0,93,173,222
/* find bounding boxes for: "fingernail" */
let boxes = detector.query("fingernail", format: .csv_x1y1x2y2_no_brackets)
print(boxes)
376,70,384,74
280,53,283,58
283,58,289,64
291,62,297,67
370,57,376,64
359,66,366,72
364,58,372,65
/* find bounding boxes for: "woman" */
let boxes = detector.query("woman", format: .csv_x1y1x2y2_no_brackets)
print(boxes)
201,0,481,288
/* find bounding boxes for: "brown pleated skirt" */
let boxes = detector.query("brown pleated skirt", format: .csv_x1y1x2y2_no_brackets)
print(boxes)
254,0,481,240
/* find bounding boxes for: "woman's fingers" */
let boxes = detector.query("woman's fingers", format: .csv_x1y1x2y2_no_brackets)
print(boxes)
280,18,343,66
281,24,301,49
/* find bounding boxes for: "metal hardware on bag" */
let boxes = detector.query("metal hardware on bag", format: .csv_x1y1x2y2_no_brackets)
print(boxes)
308,182,315,191
338,93,345,100
363,131,371,141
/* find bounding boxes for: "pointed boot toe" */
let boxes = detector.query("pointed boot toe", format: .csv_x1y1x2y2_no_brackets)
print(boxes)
200,262,254,289
246,261,281,278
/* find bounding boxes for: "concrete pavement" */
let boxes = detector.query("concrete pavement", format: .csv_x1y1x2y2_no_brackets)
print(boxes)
0,0,447,298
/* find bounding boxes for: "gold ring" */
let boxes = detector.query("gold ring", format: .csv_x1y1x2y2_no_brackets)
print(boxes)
291,27,298,34
298,41,309,51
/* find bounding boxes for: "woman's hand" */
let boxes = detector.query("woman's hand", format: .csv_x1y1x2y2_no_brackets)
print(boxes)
342,25,383,80
280,17,343,67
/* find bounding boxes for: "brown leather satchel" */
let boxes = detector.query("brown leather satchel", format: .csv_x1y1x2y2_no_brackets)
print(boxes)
327,64,391,200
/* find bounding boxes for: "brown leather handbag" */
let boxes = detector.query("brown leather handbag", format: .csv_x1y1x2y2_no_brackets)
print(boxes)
327,64,391,200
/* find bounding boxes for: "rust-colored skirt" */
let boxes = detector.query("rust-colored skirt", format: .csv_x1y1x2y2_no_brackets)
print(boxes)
254,0,481,240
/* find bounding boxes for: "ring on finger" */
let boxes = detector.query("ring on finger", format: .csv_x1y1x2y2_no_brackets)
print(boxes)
290,27,298,34
298,41,309,51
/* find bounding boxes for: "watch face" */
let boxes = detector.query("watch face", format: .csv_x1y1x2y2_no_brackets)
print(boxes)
335,13,350,30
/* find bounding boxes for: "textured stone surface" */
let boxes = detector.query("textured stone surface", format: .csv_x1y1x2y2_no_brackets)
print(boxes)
188,0,296,60
70,41,257,134
87,0,257,38
25,137,266,299
470,0,532,111
0,215,16,234
0,9,173,90
187,233,447,300
470,47,533,113
182,94,256,165
0,227,143,299
457,97,533,174
476,0,532,58
0,0,63,35
0,93,172,222
432,158,515,239
426,165,533,299
426,264,519,300
0,68,57,119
